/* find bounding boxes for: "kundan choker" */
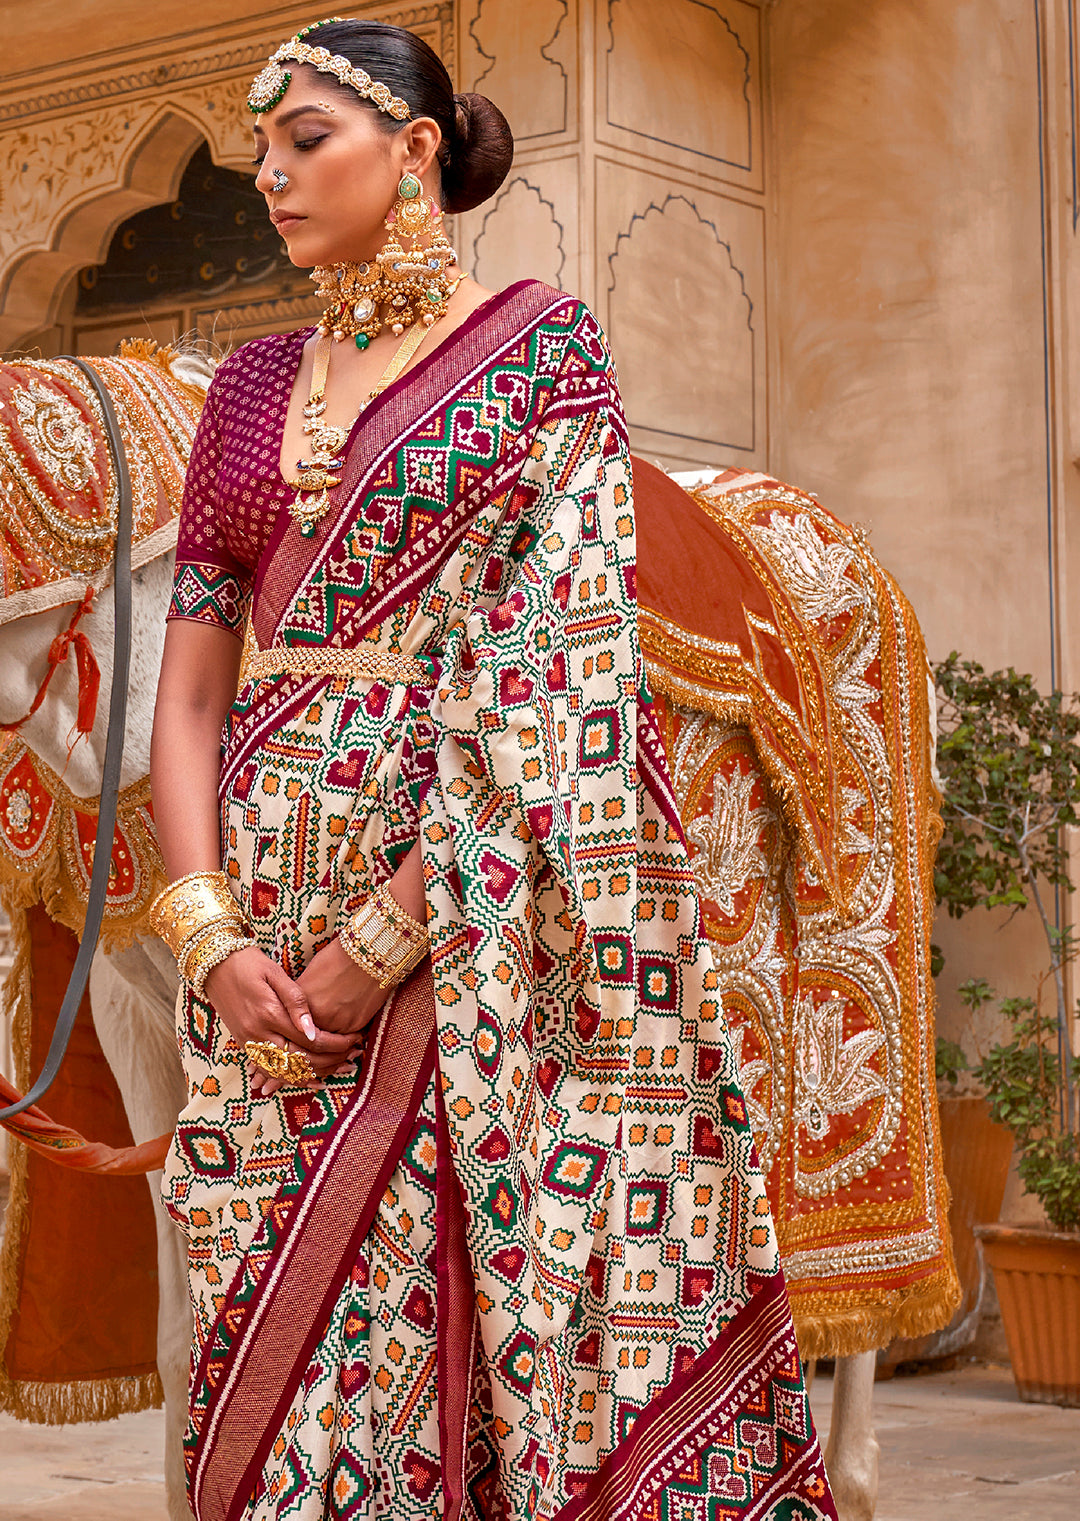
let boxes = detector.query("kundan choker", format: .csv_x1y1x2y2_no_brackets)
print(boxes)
310,174,459,349
284,174,463,537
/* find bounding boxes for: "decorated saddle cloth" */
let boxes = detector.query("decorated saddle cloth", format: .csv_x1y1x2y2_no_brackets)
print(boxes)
636,462,957,1357
0,349,201,1423
160,281,836,1521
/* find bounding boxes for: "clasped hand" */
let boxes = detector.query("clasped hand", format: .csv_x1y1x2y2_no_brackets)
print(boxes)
203,937,388,1096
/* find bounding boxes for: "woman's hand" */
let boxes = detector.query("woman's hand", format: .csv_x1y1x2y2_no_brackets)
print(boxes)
296,937,389,1039
203,945,358,1095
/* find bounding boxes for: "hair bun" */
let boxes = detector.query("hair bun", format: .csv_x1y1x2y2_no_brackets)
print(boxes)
443,92,514,214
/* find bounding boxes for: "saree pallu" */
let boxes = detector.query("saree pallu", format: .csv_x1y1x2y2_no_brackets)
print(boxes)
162,282,837,1521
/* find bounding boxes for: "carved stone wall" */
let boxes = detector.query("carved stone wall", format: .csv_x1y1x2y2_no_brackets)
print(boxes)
456,0,770,469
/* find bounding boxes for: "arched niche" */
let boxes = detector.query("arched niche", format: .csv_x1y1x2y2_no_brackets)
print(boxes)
70,141,314,355
0,82,265,355
607,194,756,456
605,0,753,172
0,107,208,352
472,177,567,292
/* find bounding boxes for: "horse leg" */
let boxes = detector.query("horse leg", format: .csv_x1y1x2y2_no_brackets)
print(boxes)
89,936,192,1521
824,1351,879,1521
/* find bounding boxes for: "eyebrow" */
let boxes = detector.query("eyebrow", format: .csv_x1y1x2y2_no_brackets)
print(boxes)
253,104,336,137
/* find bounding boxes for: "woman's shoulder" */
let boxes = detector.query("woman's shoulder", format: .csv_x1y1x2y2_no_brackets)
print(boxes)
493,280,612,375
204,327,309,405
497,278,593,329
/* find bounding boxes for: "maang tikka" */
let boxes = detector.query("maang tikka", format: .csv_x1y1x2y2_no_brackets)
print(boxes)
311,173,458,350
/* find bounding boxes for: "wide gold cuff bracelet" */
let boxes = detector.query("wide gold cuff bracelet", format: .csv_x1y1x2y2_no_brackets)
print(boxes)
149,871,246,960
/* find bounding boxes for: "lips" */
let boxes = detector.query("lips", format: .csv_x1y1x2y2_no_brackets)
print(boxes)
270,209,306,233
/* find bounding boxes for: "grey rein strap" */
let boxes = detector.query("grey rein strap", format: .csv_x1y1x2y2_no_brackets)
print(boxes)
0,358,133,1121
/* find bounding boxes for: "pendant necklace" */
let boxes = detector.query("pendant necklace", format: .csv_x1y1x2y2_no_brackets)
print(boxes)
286,313,445,538
287,179,463,537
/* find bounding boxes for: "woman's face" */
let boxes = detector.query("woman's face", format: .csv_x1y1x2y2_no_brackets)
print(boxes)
252,66,439,267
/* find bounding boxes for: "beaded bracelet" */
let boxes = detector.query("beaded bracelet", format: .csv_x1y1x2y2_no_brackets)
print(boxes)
338,883,429,988
183,925,258,997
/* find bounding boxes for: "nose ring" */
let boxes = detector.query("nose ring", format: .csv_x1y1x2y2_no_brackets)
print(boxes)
272,168,289,193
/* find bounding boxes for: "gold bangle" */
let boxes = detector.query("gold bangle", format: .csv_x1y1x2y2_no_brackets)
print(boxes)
184,926,256,996
150,871,245,960
244,1041,316,1086
175,911,249,969
338,883,429,989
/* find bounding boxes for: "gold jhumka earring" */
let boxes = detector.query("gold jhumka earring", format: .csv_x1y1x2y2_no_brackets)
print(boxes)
310,172,459,350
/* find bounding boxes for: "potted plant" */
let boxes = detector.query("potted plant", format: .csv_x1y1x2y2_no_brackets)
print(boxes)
933,655,1080,1405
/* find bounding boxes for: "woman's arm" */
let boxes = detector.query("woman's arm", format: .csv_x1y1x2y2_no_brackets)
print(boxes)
150,620,354,1076
150,620,241,876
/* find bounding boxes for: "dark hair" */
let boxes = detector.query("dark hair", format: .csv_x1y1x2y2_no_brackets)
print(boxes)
301,19,513,214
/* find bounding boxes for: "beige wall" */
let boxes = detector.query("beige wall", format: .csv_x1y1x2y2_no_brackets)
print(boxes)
769,0,1055,681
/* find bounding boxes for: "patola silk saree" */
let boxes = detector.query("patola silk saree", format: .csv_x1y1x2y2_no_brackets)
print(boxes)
162,281,837,1521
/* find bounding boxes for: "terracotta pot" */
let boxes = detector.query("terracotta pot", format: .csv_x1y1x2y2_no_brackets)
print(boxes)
882,1096,1012,1366
976,1223,1080,1406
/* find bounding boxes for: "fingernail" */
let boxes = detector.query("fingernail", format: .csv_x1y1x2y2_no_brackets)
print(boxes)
301,1016,317,1041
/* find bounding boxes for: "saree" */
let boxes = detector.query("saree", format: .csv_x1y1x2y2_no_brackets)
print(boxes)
161,281,837,1521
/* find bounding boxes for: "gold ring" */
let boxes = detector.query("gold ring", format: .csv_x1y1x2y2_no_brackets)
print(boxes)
244,1040,316,1085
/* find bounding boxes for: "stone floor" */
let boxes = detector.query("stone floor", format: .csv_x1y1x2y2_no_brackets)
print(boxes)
0,1357,1076,1519
812,1359,1080,1520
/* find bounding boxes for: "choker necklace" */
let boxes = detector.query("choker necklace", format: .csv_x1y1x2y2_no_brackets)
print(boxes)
310,176,459,349
286,277,463,538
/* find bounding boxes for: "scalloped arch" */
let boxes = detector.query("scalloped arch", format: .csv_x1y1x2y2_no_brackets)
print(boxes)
0,96,242,352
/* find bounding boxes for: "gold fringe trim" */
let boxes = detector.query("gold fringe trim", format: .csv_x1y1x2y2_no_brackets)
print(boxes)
793,1269,962,1362
0,742,163,955
0,1369,163,1425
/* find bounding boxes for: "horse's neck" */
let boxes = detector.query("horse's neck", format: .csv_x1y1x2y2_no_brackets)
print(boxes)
0,553,174,798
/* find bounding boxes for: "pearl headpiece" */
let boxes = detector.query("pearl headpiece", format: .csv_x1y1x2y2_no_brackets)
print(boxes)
247,17,412,120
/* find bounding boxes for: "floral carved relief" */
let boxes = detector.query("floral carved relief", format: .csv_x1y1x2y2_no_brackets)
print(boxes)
0,104,159,272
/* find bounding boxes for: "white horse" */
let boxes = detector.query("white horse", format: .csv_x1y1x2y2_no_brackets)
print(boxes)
0,348,207,1521
0,356,907,1521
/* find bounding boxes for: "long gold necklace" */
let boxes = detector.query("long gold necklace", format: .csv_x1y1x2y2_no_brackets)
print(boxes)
285,302,451,538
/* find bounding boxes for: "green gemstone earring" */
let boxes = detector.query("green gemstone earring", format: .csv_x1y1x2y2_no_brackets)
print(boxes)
397,172,422,200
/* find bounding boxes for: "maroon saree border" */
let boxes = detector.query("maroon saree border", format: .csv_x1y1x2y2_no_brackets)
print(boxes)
553,1274,836,1521
253,279,567,647
190,968,437,1521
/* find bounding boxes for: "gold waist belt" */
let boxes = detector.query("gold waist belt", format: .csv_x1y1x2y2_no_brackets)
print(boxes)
245,647,434,686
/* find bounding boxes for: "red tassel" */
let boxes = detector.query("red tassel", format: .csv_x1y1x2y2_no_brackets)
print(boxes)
1,586,99,735
71,630,101,734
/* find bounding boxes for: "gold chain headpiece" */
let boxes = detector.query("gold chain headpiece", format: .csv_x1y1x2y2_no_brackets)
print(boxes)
248,17,412,119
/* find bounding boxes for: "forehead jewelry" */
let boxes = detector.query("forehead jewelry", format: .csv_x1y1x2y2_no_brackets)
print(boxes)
247,17,412,119
272,168,289,192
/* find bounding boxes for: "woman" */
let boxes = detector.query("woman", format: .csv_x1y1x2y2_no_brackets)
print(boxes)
151,17,837,1521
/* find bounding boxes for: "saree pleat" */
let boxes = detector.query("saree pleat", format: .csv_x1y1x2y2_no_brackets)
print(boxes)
163,281,837,1521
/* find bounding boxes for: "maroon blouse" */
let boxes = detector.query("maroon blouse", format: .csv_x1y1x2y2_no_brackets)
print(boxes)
167,328,310,636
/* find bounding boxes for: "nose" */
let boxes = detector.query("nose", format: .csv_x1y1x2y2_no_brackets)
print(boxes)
254,160,279,197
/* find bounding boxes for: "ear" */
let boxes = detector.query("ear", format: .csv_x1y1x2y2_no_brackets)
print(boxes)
400,117,442,177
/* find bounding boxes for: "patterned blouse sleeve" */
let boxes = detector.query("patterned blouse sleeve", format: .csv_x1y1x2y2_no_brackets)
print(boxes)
166,379,252,637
